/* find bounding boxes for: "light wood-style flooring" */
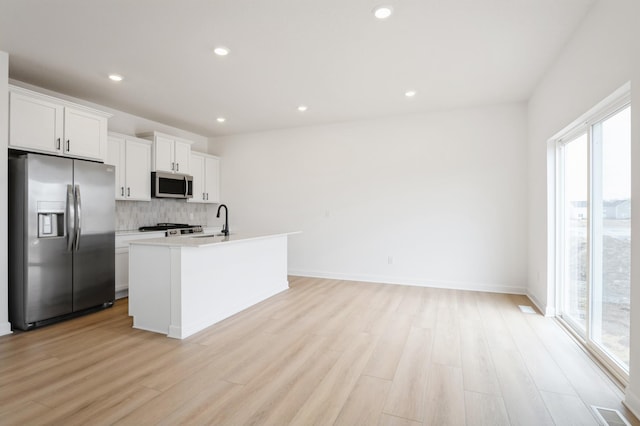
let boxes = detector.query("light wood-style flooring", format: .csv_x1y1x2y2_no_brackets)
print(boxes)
0,276,637,425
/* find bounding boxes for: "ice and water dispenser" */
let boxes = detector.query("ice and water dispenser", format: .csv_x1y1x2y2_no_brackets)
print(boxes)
36,201,65,238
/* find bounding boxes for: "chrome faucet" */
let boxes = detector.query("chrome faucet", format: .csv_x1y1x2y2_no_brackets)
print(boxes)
216,204,229,236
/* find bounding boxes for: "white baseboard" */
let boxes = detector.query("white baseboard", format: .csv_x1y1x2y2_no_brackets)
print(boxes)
624,390,640,421
288,269,526,295
115,289,129,300
0,321,12,336
526,292,556,317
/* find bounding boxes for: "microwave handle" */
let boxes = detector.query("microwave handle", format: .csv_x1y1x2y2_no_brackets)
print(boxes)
184,176,188,197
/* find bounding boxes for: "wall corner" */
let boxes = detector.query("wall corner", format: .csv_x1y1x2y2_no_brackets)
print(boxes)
624,391,640,422
0,51,11,336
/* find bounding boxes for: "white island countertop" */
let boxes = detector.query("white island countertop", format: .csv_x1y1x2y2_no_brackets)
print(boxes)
128,231,299,339
128,231,299,248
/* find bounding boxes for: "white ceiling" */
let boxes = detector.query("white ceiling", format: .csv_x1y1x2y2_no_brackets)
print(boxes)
0,0,595,137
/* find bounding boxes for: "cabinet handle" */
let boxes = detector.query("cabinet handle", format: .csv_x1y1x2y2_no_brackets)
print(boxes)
202,192,206,200
66,140,70,152
206,193,209,201
176,163,180,172
121,187,124,196
56,138,61,150
127,187,130,197
171,162,175,171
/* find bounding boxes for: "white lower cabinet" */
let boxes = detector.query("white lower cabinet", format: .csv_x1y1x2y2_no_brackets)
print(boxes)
115,247,129,297
188,152,220,204
115,231,165,298
107,133,152,201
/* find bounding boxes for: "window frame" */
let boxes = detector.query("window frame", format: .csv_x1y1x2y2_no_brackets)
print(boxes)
552,83,631,385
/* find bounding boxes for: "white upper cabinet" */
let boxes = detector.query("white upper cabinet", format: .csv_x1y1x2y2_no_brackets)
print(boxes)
126,139,152,200
138,131,192,174
107,135,126,199
204,155,220,203
9,90,63,153
9,85,110,162
107,132,152,201
64,107,106,160
189,153,205,203
174,140,191,174
153,134,175,172
188,152,220,204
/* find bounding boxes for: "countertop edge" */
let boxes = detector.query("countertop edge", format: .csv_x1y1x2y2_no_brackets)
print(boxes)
128,231,301,248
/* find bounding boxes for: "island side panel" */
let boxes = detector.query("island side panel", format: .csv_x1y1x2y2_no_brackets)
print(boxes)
174,235,289,339
168,246,183,338
129,244,173,335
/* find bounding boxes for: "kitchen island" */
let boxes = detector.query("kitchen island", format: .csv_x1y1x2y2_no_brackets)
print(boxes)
128,232,297,339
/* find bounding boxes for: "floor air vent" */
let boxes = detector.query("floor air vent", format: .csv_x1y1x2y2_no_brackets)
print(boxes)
518,305,536,314
591,406,631,426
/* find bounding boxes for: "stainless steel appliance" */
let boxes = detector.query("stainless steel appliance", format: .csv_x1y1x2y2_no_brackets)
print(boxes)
138,223,203,236
9,152,115,330
151,171,193,199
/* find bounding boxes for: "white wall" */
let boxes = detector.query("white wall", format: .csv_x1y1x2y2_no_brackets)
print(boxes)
526,0,639,416
527,0,633,313
210,103,528,293
626,0,640,416
0,52,10,336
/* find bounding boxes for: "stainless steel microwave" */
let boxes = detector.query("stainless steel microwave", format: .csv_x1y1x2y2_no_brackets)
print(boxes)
151,171,193,199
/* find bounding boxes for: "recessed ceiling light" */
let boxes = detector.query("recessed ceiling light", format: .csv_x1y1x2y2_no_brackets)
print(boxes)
373,6,393,19
297,105,308,112
214,46,230,56
108,74,123,82
405,90,417,97
216,117,226,123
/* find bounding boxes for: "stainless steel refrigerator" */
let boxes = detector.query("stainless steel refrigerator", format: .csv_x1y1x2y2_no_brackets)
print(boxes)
9,152,115,330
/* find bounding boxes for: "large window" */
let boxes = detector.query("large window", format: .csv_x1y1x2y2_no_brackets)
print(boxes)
556,91,631,381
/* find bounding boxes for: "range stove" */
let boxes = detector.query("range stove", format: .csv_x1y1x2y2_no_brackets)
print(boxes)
138,223,203,236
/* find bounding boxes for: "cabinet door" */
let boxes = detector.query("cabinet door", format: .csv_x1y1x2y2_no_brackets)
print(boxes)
187,154,205,203
174,140,191,174
64,107,107,161
107,136,126,200
204,156,220,203
9,91,63,154
115,248,129,293
153,135,175,172
125,138,151,201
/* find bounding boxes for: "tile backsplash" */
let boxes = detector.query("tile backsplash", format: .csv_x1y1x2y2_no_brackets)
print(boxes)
116,199,210,231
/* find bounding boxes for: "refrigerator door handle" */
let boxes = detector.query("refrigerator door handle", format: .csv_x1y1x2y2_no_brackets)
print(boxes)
74,185,82,251
66,184,75,251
